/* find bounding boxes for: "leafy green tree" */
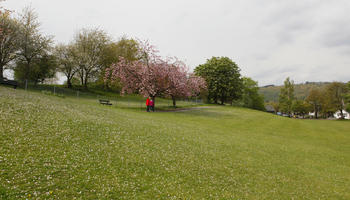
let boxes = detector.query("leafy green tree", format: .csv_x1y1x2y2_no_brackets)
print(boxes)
279,77,295,117
242,77,265,111
319,89,336,118
14,54,57,84
15,7,52,82
306,88,323,119
344,81,350,113
325,82,348,119
292,100,311,118
0,11,20,79
269,101,280,114
194,57,242,104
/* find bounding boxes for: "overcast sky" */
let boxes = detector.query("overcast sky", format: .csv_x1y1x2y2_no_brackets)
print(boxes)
3,0,350,86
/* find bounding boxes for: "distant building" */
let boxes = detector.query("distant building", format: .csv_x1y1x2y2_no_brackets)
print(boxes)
265,105,275,113
262,84,275,88
308,110,350,119
334,110,350,120
308,112,315,117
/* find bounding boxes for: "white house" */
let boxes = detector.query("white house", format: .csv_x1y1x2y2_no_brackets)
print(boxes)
334,110,350,120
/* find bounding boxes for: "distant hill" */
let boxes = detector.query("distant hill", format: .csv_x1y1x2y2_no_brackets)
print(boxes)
259,82,331,102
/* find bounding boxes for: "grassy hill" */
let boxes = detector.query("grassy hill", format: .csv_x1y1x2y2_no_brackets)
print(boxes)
259,82,330,102
1,85,350,199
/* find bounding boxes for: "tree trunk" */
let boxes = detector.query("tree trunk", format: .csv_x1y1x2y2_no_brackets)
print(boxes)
84,73,88,90
67,78,72,88
25,62,31,82
84,80,88,90
80,68,84,86
104,81,110,90
172,96,176,108
80,75,84,86
220,93,225,105
220,97,225,105
340,109,344,119
0,65,3,79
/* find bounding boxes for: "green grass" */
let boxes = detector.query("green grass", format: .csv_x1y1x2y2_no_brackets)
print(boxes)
1,86,350,199
15,83,202,110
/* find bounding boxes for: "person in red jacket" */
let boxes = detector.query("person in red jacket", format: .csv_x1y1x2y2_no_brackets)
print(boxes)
150,98,154,112
146,97,151,112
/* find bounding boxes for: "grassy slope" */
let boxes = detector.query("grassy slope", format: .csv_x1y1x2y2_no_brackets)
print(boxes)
1,86,350,199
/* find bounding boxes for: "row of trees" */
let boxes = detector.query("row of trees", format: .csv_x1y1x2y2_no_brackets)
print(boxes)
276,77,350,119
0,7,140,89
0,6,206,107
107,54,265,110
55,30,139,89
1,5,264,110
305,82,350,119
107,41,206,107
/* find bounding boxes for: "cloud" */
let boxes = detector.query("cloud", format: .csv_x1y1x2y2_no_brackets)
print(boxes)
3,0,350,85
321,21,350,48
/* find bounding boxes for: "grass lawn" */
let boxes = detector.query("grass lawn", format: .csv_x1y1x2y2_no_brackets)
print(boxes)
1,85,350,199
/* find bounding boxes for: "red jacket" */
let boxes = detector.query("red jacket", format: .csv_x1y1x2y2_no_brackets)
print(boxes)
146,98,150,106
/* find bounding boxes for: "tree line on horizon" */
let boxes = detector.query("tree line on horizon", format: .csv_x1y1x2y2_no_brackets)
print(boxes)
259,82,332,103
269,78,350,119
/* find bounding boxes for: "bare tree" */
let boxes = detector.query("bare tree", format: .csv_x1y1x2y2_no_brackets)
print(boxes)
54,44,77,88
73,28,109,89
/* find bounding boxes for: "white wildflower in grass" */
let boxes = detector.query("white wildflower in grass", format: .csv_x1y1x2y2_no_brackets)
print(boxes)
0,86,350,199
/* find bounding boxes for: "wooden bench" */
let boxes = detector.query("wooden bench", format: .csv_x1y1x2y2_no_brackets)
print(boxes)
0,78,18,89
99,99,112,105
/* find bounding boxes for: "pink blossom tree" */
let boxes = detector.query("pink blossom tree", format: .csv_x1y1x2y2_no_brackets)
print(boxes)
164,60,206,107
106,40,206,109
163,61,190,107
187,73,207,97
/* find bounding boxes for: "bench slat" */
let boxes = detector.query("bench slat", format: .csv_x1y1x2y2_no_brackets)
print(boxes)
99,99,112,105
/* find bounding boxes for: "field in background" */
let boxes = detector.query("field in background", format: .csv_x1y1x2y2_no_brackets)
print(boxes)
1,85,349,199
259,82,330,102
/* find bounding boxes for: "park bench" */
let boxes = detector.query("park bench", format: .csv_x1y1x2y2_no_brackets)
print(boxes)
99,99,112,105
0,78,18,89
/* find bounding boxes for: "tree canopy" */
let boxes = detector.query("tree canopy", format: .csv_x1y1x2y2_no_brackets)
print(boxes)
106,41,206,107
194,57,243,105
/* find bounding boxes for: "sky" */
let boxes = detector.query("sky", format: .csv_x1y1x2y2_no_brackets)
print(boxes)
3,0,350,86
